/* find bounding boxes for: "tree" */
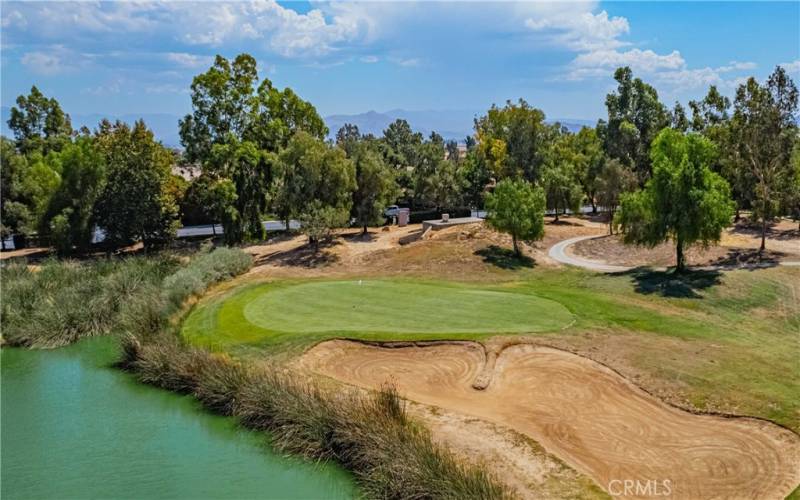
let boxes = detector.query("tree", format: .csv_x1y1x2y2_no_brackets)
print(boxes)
602,67,670,182
179,53,326,241
336,123,362,156
300,201,350,251
8,86,73,155
785,143,800,230
1,138,32,246
555,127,604,213
0,140,61,244
596,159,637,234
179,54,259,162
729,66,799,250
445,140,460,162
616,129,734,272
671,102,690,132
208,139,273,242
540,156,583,222
474,99,555,182
181,174,237,238
689,85,731,132
42,138,107,254
458,149,492,209
484,178,546,256
382,119,422,169
350,145,397,234
94,120,179,249
273,131,355,235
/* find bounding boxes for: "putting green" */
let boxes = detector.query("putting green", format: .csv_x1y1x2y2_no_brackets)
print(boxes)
182,280,574,348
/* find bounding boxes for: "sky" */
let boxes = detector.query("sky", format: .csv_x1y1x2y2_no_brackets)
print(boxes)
1,1,799,122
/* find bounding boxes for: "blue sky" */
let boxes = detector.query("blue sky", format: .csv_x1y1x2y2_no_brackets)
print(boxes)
2,1,798,121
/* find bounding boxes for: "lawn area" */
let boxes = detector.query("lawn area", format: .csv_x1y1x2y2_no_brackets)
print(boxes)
181,266,800,431
182,279,574,347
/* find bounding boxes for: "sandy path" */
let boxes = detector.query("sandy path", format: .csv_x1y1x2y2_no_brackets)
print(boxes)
302,340,800,499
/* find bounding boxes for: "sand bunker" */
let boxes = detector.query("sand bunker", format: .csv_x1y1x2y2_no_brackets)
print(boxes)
302,340,800,499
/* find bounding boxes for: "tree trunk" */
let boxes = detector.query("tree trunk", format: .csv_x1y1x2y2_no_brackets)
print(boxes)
734,206,741,223
591,197,597,214
363,224,368,235
512,234,520,257
675,237,685,273
285,217,291,233
759,198,767,253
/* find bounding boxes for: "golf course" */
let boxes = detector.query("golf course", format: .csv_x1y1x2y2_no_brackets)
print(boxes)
169,219,800,499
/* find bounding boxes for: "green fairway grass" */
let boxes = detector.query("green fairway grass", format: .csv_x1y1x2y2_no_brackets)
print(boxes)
183,279,574,347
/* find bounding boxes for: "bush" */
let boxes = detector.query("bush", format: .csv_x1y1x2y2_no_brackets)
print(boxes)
162,247,253,313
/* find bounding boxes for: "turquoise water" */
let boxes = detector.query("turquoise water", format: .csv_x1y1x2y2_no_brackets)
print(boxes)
0,338,356,499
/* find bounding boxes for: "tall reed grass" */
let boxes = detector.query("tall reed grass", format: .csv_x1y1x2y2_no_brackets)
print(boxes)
1,247,252,348
1,256,178,348
119,334,511,499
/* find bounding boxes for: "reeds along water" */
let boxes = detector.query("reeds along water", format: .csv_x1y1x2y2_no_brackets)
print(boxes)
119,333,512,500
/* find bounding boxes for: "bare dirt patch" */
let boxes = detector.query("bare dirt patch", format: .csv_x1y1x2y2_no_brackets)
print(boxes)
241,216,605,281
302,339,800,500
571,234,794,268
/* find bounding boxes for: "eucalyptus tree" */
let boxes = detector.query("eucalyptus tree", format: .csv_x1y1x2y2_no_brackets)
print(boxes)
8,86,73,155
728,66,799,250
600,67,670,183
179,53,327,242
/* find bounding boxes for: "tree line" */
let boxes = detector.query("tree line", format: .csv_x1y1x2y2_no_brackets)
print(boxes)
2,54,798,267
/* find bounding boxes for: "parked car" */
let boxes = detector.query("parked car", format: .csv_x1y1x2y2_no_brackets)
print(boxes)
384,205,400,218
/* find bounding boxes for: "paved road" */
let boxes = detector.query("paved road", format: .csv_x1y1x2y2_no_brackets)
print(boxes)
548,234,800,272
547,235,631,273
1,220,301,250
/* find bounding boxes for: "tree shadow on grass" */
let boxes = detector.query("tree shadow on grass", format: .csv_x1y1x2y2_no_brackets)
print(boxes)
475,245,535,270
624,267,722,298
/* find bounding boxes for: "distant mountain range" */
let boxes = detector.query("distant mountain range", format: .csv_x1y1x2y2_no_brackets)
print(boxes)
1,106,596,147
324,109,596,141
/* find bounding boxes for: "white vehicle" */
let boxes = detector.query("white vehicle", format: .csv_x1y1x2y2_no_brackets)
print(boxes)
384,205,400,218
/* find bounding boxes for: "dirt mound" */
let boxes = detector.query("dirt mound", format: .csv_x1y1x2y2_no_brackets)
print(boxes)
302,340,800,499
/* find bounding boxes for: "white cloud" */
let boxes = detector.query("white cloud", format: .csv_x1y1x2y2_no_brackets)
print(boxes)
20,45,86,75
165,52,213,68
4,1,372,59
717,61,757,73
144,83,189,95
390,57,420,68
780,59,800,75
82,79,123,96
359,55,379,64
1,9,26,29
525,9,629,51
